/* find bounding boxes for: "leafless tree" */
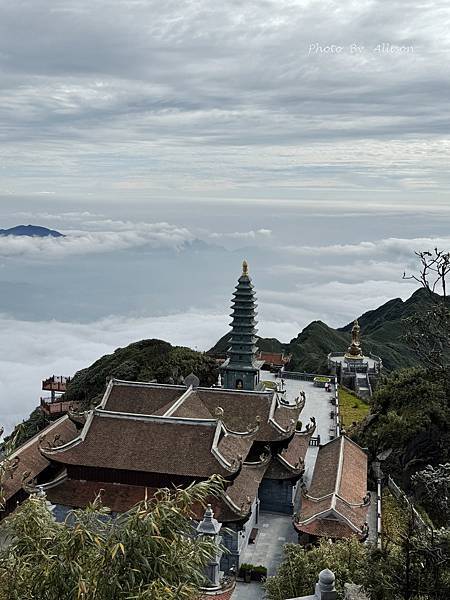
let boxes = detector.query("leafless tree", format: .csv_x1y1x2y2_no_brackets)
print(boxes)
403,248,450,298
403,249,450,373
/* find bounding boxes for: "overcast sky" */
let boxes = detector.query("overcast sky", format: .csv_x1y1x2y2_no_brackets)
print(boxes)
1,1,449,430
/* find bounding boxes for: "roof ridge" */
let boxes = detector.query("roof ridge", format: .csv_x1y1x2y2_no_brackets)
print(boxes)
8,415,69,459
163,385,193,417
96,408,217,426
331,436,345,509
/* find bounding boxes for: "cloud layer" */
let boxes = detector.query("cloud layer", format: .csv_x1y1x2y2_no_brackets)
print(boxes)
0,1,449,202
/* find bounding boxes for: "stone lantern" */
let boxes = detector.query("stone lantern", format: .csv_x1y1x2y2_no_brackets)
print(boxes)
197,504,223,590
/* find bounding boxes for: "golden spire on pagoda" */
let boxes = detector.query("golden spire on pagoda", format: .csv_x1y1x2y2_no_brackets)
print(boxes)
242,260,249,276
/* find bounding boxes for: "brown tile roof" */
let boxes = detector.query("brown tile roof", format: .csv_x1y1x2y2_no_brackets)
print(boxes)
171,391,215,420
1,416,78,502
306,437,342,498
225,462,268,515
295,436,369,538
45,472,261,524
257,352,290,366
193,389,273,435
297,518,356,539
46,478,150,512
103,382,183,415
102,381,301,442
42,414,236,478
265,427,313,479
216,432,255,465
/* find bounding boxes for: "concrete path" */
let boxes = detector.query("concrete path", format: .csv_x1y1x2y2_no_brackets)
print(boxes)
232,581,265,600
239,511,298,576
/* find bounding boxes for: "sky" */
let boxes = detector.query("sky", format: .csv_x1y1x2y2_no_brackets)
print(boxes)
0,0,449,431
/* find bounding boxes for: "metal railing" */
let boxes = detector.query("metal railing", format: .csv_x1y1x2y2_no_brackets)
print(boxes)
387,476,431,532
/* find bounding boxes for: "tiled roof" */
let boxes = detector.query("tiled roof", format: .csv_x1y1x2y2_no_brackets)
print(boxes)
297,518,356,539
257,352,290,365
43,414,236,478
103,382,183,414
295,436,369,538
45,462,268,523
46,478,150,512
1,416,79,502
265,427,314,479
224,461,269,518
100,380,301,442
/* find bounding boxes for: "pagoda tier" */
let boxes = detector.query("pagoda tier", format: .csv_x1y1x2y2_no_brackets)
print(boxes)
222,261,262,390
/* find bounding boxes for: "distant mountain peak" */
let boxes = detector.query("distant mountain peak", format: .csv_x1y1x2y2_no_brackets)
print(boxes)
0,224,64,238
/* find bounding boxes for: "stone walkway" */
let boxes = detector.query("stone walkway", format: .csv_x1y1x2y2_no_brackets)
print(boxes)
239,511,298,575
233,581,265,600
232,511,298,599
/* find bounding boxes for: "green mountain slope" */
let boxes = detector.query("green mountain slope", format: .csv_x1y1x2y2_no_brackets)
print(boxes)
64,339,219,409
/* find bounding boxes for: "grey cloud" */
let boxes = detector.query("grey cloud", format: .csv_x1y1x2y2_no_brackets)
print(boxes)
0,222,194,258
0,1,450,199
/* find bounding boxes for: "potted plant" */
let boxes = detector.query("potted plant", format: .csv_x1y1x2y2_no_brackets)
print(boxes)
238,563,253,581
313,376,331,388
252,565,267,582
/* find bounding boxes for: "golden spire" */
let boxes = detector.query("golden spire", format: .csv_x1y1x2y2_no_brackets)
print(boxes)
242,260,249,276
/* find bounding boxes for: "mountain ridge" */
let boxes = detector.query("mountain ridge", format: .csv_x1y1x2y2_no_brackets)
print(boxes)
0,224,64,237
208,288,447,372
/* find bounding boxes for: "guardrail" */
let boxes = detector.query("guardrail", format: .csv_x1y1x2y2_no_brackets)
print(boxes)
387,476,431,532
277,371,326,381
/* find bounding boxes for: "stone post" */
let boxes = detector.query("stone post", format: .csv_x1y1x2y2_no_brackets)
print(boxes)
315,569,337,600
196,504,222,590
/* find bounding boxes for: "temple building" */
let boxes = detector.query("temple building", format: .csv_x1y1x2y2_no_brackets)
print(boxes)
22,262,316,569
294,436,370,544
327,320,382,399
2,261,373,570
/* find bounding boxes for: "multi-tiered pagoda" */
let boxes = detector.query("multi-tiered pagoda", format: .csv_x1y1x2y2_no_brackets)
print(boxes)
221,261,263,391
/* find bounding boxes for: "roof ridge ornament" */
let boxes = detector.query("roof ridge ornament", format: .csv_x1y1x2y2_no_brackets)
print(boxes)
242,260,248,276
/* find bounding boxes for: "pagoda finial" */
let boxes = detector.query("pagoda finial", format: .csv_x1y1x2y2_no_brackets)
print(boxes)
242,260,248,276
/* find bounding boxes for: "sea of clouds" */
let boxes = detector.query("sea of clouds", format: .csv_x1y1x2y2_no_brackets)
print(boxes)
1,208,448,433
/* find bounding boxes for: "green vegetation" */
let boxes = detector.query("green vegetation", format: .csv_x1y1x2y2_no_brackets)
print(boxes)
313,376,331,383
238,564,267,581
338,387,369,429
265,538,368,600
382,490,409,545
262,380,277,390
65,339,219,410
412,463,450,527
354,367,450,489
0,477,224,600
265,527,450,599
